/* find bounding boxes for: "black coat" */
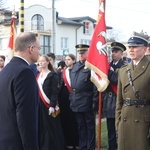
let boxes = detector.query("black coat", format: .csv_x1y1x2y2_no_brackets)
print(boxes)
38,72,65,150
0,57,39,150
58,71,79,147
102,59,125,118
69,61,98,112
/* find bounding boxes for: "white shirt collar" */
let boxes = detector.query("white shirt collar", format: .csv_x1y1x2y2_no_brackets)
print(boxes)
15,56,30,65
113,61,119,65
133,60,140,66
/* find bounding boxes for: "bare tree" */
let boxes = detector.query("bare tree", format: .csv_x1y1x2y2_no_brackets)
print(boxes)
106,28,122,42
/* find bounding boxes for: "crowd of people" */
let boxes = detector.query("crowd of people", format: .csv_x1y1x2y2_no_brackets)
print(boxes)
0,32,149,150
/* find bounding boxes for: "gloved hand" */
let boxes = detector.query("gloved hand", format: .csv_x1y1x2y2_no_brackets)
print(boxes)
49,107,55,115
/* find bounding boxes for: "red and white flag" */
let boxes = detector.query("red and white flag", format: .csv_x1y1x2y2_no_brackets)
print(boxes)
85,0,109,92
8,14,17,50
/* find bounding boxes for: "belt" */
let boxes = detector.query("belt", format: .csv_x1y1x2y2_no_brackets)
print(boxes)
123,99,150,106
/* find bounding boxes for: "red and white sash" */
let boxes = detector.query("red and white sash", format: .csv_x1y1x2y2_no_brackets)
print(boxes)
36,73,60,117
36,73,51,108
62,68,71,92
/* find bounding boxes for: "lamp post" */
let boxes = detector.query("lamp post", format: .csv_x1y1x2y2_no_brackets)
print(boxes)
52,0,56,54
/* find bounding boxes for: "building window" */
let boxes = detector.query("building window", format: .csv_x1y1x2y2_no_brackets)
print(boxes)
81,39,91,45
31,14,44,31
40,35,51,54
61,37,69,49
83,22,92,35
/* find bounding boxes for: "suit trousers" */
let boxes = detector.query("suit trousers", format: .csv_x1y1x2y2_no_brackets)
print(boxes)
75,111,95,150
106,118,117,150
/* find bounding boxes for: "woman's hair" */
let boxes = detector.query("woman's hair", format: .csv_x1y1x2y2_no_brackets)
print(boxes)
57,60,66,68
0,55,5,61
42,55,54,72
66,53,76,64
46,52,56,60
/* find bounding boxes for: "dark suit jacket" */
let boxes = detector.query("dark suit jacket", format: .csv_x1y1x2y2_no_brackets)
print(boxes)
0,57,39,150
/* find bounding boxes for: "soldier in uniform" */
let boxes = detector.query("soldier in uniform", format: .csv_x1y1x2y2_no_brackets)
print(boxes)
116,36,150,150
69,44,98,150
102,42,126,150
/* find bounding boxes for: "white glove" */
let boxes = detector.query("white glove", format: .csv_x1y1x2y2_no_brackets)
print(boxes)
49,107,55,115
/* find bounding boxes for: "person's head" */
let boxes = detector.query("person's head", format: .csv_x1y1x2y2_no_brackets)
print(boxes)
38,55,54,71
65,53,76,68
57,60,66,71
127,36,148,62
111,42,126,62
15,32,40,64
46,52,56,67
0,55,5,70
145,42,150,58
76,44,89,62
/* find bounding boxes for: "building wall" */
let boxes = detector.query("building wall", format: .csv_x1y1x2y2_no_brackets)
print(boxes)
24,5,52,32
0,5,95,63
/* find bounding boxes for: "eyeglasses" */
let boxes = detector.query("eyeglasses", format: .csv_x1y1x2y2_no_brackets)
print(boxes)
33,46,42,51
28,46,42,51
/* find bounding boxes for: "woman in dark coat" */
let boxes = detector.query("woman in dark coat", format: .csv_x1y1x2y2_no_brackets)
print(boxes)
58,54,79,150
37,55,65,150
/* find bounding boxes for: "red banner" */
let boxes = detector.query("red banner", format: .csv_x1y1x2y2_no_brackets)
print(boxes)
8,15,17,50
85,0,109,92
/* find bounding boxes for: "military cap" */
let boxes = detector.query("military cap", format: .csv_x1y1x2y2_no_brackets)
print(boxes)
128,36,148,47
75,44,89,54
111,42,126,52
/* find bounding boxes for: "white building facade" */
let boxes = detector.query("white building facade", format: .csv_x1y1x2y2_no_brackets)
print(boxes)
0,4,112,62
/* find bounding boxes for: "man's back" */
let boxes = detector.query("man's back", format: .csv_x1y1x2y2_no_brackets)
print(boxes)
0,57,39,150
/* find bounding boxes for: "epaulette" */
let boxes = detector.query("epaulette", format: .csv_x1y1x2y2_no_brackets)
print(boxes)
121,64,128,68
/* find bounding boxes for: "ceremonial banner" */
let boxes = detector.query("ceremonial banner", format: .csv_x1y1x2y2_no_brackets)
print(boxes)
8,14,17,50
85,0,109,92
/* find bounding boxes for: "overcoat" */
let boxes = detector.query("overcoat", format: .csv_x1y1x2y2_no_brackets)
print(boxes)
102,59,125,118
69,61,98,112
0,57,39,150
116,56,150,150
38,72,65,150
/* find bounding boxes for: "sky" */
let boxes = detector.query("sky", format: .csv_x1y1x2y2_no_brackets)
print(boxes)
4,0,150,42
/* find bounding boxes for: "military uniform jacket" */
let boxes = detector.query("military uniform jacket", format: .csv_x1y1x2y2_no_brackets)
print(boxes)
69,61,98,112
102,59,125,118
116,56,150,150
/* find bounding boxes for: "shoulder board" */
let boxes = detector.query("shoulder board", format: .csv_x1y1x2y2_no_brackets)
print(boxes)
121,64,128,68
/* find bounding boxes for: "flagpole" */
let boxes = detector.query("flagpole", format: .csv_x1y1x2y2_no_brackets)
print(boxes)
97,92,102,150
97,1,106,150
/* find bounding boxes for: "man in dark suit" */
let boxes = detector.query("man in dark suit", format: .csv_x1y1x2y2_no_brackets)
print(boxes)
0,32,40,150
102,42,126,150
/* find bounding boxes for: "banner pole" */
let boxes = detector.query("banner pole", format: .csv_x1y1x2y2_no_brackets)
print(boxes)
97,92,102,150
97,1,106,149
